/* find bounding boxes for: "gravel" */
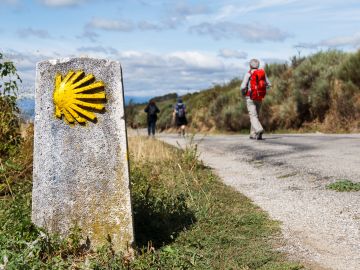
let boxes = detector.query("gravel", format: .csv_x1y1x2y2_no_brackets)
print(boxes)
158,133,360,270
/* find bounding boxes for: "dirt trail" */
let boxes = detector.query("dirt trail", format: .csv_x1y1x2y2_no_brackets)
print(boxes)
158,133,360,270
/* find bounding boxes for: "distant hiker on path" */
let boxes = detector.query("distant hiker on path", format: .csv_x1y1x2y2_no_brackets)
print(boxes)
173,98,188,136
144,100,160,136
241,59,271,140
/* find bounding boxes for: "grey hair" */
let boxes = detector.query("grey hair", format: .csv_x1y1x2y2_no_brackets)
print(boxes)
249,59,260,69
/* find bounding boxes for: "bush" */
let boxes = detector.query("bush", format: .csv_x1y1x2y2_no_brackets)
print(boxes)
293,51,345,122
0,53,22,159
264,62,288,78
338,50,360,87
156,101,175,130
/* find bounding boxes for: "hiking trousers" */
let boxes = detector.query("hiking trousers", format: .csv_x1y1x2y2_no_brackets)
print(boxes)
246,97,264,137
147,119,156,136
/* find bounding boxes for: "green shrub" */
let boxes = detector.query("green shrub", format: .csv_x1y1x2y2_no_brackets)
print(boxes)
327,180,360,192
338,50,360,87
265,62,288,78
0,53,22,159
293,51,345,122
156,101,175,130
334,81,359,119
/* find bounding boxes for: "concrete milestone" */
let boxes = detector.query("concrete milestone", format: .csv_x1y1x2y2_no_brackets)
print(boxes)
32,57,134,252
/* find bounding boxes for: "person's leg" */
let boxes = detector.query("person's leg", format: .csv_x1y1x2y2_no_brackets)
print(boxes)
255,101,263,139
246,98,263,138
147,121,151,136
250,124,256,139
151,120,156,136
181,125,185,136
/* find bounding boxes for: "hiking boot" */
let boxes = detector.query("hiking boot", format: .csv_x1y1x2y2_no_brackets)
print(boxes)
249,133,256,139
256,132,263,140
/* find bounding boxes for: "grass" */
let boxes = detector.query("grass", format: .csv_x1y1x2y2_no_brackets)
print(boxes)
0,131,303,269
326,180,360,192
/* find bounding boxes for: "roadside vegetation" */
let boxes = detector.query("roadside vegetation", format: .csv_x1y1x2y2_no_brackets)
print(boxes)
0,52,24,195
1,132,303,269
326,180,360,192
127,50,360,133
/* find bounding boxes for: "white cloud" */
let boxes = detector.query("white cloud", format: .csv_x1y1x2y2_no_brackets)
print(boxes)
38,0,85,6
160,2,212,29
189,22,290,42
168,51,224,70
4,49,246,99
116,50,244,97
87,18,134,32
261,57,288,64
320,33,360,48
138,21,163,31
218,49,247,59
173,2,210,17
294,32,360,50
77,29,99,42
215,0,299,20
77,46,118,55
17,27,52,39
293,42,318,50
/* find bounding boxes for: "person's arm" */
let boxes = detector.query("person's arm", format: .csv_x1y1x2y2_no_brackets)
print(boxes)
144,105,149,113
156,105,160,113
265,75,271,89
240,72,251,96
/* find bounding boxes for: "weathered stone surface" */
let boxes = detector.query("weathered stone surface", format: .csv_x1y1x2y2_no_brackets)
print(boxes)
32,57,134,251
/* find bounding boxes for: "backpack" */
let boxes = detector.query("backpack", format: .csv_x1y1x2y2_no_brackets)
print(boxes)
148,104,157,116
249,69,267,101
177,103,185,118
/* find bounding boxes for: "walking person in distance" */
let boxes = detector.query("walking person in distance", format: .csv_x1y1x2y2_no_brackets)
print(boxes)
144,100,160,137
173,98,188,137
241,59,271,140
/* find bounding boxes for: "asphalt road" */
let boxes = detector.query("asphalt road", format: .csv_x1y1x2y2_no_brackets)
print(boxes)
158,133,360,270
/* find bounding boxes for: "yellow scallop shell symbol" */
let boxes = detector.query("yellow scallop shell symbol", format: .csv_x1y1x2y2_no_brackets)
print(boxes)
53,70,106,125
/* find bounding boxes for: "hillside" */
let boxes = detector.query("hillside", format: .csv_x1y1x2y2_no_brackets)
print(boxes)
126,50,360,133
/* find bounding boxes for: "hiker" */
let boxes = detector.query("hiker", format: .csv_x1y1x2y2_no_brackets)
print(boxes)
240,59,271,140
144,100,160,136
173,98,188,136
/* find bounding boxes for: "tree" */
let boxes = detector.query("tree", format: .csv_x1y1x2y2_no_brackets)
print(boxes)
0,52,22,158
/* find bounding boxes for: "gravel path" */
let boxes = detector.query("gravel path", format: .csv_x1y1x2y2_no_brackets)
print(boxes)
157,133,360,270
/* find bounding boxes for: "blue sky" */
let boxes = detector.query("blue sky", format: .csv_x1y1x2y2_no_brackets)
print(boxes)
1,0,360,99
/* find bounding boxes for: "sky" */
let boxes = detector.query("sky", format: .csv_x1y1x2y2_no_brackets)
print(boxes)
1,0,360,100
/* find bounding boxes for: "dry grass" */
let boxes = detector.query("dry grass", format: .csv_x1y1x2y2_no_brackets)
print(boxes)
128,136,173,164
0,124,33,196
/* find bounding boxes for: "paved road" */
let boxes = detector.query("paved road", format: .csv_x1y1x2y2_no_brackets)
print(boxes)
158,133,360,270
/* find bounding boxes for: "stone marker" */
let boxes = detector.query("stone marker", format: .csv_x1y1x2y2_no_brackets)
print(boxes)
32,57,134,252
